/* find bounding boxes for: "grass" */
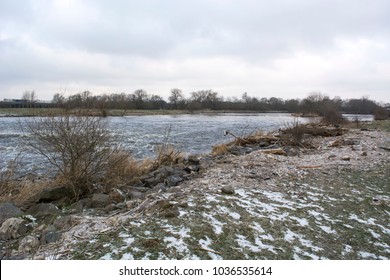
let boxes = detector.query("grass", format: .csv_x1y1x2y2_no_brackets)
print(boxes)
361,119,390,132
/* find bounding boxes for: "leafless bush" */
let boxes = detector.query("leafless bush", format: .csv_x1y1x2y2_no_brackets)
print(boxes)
0,153,23,198
22,114,121,197
320,109,348,125
373,106,389,120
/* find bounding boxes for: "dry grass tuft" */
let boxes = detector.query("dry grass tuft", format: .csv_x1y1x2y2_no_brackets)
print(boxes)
153,144,184,169
212,143,230,156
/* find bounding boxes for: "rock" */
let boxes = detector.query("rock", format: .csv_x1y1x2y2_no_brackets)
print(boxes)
52,197,72,208
183,165,200,173
165,175,184,187
351,145,363,151
70,198,92,214
328,154,337,159
186,155,201,165
221,186,235,195
41,230,62,244
283,147,300,156
116,202,126,209
108,188,126,203
26,203,62,219
153,183,168,192
37,185,75,203
361,151,368,156
258,141,270,147
19,235,40,253
0,218,24,240
91,193,110,208
0,202,24,225
126,199,142,209
53,216,74,231
104,203,117,213
341,155,351,161
128,190,145,200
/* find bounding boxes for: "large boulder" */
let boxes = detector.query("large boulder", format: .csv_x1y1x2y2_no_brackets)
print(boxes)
0,202,24,225
37,185,75,203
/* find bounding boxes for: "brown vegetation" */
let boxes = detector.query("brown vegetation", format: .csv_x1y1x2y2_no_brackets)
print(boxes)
22,114,125,197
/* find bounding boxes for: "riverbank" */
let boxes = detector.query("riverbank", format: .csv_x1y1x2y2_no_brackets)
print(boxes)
1,120,389,260
0,108,289,117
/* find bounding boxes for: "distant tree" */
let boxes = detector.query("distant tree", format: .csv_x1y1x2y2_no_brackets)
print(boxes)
22,90,37,107
52,93,66,107
168,89,184,109
132,89,148,109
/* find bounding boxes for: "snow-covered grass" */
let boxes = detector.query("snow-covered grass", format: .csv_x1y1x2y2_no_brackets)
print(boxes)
35,129,390,260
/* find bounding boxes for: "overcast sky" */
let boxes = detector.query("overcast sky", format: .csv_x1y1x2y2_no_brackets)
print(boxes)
1,0,389,102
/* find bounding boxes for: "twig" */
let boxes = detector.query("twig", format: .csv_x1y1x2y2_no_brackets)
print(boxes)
195,247,222,255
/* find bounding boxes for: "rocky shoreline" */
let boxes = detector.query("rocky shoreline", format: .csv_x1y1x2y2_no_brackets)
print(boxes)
1,123,389,260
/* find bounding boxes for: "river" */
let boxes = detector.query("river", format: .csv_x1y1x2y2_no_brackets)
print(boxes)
0,113,373,174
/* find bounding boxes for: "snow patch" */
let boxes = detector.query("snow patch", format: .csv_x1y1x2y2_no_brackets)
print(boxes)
199,236,222,260
202,213,224,235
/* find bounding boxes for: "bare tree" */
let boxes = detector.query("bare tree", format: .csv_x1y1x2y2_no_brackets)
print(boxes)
168,88,184,109
22,90,37,108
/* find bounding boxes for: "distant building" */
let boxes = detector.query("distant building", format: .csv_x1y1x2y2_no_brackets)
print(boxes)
0,99,53,108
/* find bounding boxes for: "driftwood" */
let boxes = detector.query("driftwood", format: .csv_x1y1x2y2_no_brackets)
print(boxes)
379,146,390,151
260,148,287,156
297,165,322,169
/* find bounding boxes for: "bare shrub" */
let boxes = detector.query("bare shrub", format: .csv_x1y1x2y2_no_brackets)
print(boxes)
320,109,348,126
0,153,24,198
373,106,389,120
280,119,308,147
22,114,121,197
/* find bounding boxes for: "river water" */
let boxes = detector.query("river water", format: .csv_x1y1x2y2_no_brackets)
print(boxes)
0,113,373,174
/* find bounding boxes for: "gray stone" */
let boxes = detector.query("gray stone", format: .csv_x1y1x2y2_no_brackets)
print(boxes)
221,186,235,195
26,203,62,218
104,203,117,213
258,141,270,147
128,190,144,200
116,202,126,209
37,185,75,203
186,155,200,165
19,235,40,253
0,202,24,225
91,193,110,208
0,218,24,240
165,175,184,187
53,216,74,231
41,231,62,244
70,198,92,213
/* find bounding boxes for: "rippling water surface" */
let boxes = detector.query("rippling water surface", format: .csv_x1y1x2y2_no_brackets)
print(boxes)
0,113,372,173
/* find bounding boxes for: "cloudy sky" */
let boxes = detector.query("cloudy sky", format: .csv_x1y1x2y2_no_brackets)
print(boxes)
1,0,389,102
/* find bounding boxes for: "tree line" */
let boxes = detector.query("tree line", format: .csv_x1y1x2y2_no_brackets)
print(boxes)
1,89,388,118
50,90,388,116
